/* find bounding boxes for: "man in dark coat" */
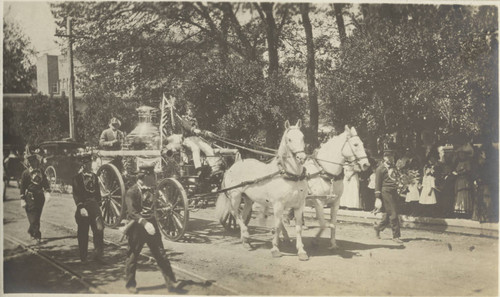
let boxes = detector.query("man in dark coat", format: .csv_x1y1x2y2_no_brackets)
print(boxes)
72,153,105,263
374,149,404,244
20,153,50,242
124,164,180,294
99,117,125,150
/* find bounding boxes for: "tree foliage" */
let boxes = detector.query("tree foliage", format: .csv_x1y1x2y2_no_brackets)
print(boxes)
50,2,306,146
5,95,70,145
320,4,498,147
3,18,36,93
44,3,498,150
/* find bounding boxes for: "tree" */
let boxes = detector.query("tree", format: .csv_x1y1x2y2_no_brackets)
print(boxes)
50,2,306,147
332,4,346,46
300,3,319,149
320,4,498,149
6,95,70,145
3,18,37,93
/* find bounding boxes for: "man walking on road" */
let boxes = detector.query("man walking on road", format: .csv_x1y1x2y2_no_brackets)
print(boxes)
20,152,51,243
124,164,181,294
374,149,404,244
72,153,105,263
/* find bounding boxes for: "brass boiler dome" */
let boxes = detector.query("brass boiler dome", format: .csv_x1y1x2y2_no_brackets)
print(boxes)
125,105,161,150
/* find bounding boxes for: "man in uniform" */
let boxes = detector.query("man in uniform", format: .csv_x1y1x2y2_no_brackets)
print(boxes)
124,164,180,294
373,149,404,244
176,111,221,176
20,152,51,242
72,152,105,263
99,117,125,150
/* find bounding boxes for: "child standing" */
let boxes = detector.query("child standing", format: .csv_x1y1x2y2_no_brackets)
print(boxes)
419,158,438,217
405,170,421,216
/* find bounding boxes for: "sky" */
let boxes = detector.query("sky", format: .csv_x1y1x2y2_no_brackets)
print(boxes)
3,1,61,56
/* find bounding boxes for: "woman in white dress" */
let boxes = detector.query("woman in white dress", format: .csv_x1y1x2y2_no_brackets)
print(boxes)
340,164,361,209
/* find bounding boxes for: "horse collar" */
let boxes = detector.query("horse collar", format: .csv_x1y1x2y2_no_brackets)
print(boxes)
311,151,342,178
281,167,307,181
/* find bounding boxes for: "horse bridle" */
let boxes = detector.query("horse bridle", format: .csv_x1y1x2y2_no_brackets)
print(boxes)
282,127,306,159
312,135,368,176
341,135,368,167
278,127,306,178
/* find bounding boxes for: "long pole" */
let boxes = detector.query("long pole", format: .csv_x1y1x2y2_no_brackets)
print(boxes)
67,17,75,140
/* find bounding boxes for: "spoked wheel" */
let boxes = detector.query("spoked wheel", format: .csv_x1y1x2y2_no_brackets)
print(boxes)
97,163,125,228
221,201,252,231
44,166,57,191
155,178,189,241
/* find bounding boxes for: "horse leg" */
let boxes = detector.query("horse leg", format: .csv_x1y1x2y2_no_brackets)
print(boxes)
328,196,341,250
229,193,252,250
294,206,309,261
279,220,290,243
271,205,284,258
258,204,268,227
241,197,253,226
312,198,327,246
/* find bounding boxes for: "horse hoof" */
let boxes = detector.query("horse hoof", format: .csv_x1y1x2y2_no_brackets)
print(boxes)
281,238,291,245
271,250,282,258
243,242,253,251
328,244,339,250
298,253,309,261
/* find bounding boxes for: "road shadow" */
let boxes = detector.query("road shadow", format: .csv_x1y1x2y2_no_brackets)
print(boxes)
40,235,77,243
138,279,213,294
4,251,89,293
306,238,405,257
180,217,272,245
3,218,18,225
21,238,172,291
401,237,441,243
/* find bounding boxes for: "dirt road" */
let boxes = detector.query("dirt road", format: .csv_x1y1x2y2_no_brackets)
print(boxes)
3,186,498,295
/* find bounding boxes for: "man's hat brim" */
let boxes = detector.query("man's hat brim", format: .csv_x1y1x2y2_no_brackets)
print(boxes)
383,150,395,156
78,156,93,164
137,164,155,175
26,155,40,162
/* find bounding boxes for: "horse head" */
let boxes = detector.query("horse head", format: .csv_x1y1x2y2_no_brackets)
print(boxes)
341,125,370,172
278,120,306,174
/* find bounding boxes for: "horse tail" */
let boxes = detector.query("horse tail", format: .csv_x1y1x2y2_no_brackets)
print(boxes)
216,180,232,224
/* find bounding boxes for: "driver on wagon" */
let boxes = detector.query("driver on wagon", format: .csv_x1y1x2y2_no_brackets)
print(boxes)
174,108,222,176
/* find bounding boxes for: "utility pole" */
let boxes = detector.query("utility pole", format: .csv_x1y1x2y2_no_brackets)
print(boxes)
67,17,75,140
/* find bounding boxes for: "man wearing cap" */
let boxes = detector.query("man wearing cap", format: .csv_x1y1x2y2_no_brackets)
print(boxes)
99,117,125,150
124,164,180,294
20,152,51,242
176,112,221,176
373,149,404,244
72,153,105,263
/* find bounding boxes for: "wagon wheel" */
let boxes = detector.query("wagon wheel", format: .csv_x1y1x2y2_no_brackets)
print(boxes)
97,163,125,228
155,178,189,241
221,200,252,231
44,166,57,191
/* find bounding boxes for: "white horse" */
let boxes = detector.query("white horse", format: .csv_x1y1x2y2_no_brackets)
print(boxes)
216,120,309,260
305,125,370,249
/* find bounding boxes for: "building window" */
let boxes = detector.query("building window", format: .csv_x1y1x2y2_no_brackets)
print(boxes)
51,81,59,94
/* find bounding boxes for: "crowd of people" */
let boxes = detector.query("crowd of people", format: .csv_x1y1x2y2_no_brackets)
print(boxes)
339,141,499,223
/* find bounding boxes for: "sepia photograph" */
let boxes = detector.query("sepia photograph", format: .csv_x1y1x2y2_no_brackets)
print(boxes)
2,1,499,296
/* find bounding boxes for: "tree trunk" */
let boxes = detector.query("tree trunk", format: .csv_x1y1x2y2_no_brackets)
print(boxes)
220,2,257,61
220,6,230,64
333,4,347,46
300,3,319,149
261,2,279,77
